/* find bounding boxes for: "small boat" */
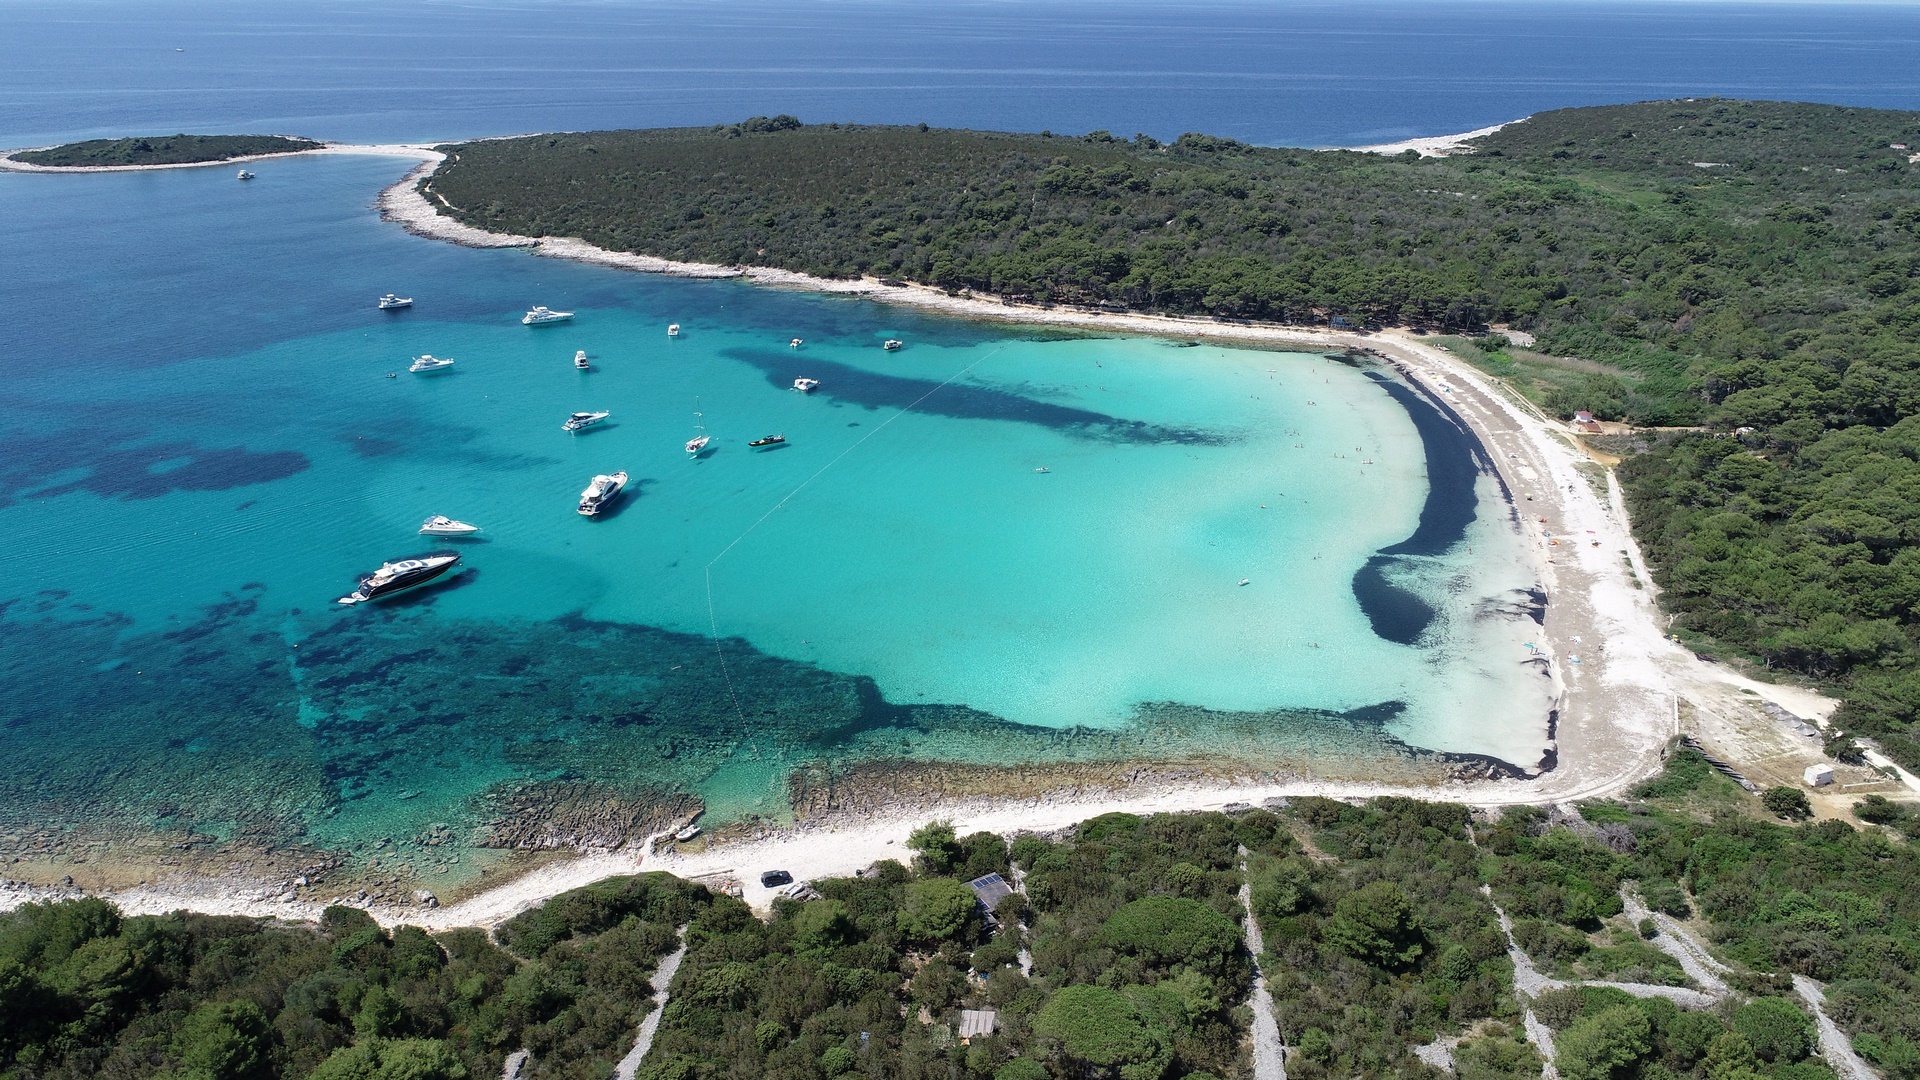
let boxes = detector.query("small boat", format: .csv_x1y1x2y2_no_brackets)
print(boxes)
574,350,590,370
562,410,610,433
674,824,702,842
378,294,413,310
789,338,804,348
336,554,460,605
236,170,254,180
1034,467,1050,474
882,339,903,351
686,404,710,457
522,306,574,326
1238,578,1251,587
385,372,397,379
419,516,481,537
409,354,454,373
792,377,819,393
748,434,786,448
577,471,628,516
667,323,681,337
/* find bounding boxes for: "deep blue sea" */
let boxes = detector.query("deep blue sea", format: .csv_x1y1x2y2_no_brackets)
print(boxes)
0,0,1909,880
3,0,1919,149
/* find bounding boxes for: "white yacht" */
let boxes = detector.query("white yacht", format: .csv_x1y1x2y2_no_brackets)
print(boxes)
236,170,254,180
883,339,904,351
378,294,413,310
409,354,454,373
574,350,590,370
686,407,710,456
419,516,481,537
336,554,460,604
789,338,804,348
792,377,820,393
523,306,574,326
577,471,628,516
562,410,610,433
667,323,681,337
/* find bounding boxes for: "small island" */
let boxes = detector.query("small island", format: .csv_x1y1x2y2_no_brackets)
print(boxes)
10,133,323,167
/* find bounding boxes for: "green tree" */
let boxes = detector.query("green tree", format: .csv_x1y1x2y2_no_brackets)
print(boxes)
1555,1004,1653,1080
1101,897,1241,976
307,1038,469,1080
1031,984,1172,1080
1325,880,1426,968
788,898,853,955
1762,787,1814,820
908,820,964,874
353,984,403,1039
173,1000,271,1080
1704,1031,1764,1080
897,878,978,943
1732,997,1814,1063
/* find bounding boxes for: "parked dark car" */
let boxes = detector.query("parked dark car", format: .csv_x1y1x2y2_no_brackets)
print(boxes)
760,869,793,888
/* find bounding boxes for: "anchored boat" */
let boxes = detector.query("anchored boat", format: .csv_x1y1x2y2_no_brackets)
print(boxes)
418,516,481,537
336,554,461,605
577,471,629,516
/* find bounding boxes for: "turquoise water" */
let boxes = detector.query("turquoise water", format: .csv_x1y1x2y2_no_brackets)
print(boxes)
0,154,1549,867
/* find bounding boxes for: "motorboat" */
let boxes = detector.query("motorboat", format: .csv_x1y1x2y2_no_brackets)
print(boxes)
674,824,702,842
789,338,803,348
574,350,590,370
409,354,454,373
1238,578,1251,587
577,471,628,516
336,554,460,605
523,306,574,326
562,410,610,433
378,294,413,310
748,434,785,448
667,323,681,337
236,170,254,180
792,377,819,393
419,516,481,537
883,339,903,351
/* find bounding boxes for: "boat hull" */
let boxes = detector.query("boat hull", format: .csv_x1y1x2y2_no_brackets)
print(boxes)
337,555,460,604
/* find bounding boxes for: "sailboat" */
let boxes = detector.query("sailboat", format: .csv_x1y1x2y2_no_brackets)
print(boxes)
685,405,710,457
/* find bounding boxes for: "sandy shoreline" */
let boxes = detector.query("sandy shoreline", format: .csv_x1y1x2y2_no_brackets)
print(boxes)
1,136,1846,928
0,141,442,174
1348,120,1521,157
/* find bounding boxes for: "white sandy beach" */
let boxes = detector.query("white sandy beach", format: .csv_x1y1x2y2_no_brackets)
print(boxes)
0,134,1850,928
1350,120,1521,157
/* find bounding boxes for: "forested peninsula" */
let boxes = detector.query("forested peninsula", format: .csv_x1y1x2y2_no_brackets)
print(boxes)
421,101,1920,770
8,763,1919,1080
10,134,320,167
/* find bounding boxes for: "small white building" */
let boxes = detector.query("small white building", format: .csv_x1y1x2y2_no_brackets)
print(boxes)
959,1010,998,1043
1804,763,1835,788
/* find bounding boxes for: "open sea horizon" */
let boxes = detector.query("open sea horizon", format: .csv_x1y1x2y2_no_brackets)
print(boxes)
1,0,1909,883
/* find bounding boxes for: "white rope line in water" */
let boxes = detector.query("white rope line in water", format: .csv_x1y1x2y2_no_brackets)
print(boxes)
701,344,1010,734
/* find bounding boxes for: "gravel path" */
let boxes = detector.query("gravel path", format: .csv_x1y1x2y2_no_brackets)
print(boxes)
1793,976,1880,1080
1238,851,1287,1080
613,926,689,1080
